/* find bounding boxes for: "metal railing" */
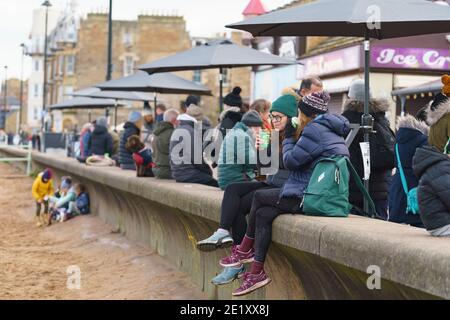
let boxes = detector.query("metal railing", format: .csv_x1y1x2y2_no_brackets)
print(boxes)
0,141,33,175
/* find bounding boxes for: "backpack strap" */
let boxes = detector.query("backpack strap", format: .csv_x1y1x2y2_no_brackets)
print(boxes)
345,157,378,217
395,144,410,196
444,138,450,155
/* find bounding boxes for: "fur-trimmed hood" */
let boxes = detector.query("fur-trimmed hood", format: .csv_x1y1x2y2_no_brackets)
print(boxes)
426,97,450,126
219,106,241,122
396,114,429,136
282,87,302,102
343,98,390,114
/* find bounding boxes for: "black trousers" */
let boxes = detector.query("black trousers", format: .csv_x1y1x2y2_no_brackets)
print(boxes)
246,188,302,263
36,200,49,216
219,181,275,244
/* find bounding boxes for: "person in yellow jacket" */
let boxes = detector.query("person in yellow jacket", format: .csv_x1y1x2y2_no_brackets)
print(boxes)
31,169,54,227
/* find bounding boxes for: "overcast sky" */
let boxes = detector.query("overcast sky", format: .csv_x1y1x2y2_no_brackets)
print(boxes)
0,0,292,80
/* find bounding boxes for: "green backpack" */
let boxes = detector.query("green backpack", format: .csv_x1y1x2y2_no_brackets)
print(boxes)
302,156,376,217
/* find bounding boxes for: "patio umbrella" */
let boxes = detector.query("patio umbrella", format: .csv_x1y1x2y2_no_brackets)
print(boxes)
138,39,297,112
96,71,211,95
70,87,154,128
49,97,123,124
226,0,450,214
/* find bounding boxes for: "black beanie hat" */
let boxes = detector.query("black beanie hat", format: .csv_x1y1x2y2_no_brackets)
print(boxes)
224,87,243,108
185,95,199,107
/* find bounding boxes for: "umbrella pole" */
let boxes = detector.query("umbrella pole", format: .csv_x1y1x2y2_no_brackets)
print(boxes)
362,31,374,216
114,100,118,132
88,109,91,123
219,67,224,113
154,93,157,119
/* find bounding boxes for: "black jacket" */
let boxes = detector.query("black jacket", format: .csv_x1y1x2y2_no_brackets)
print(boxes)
218,107,243,138
119,122,141,169
342,99,395,206
88,125,113,156
413,146,450,231
169,115,215,185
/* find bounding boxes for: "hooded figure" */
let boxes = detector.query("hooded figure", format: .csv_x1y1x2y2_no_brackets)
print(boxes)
388,115,429,226
169,113,218,187
342,80,396,218
119,111,142,170
427,75,450,153
413,146,450,236
87,117,113,157
217,111,263,190
152,108,179,179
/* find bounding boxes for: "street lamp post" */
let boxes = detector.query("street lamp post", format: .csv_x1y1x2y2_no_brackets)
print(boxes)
42,0,51,131
19,43,26,134
106,0,113,81
105,0,113,119
1,66,7,130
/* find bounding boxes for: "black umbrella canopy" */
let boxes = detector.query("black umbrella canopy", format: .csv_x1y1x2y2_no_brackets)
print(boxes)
226,0,450,39
139,40,296,74
49,97,122,110
71,87,153,102
95,71,212,95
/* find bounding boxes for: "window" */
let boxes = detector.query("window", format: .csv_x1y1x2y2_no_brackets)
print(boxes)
123,32,133,47
66,55,75,75
58,55,64,75
34,60,40,72
64,86,73,95
123,56,134,77
222,68,230,86
193,70,202,83
33,108,38,120
34,84,39,97
58,86,64,102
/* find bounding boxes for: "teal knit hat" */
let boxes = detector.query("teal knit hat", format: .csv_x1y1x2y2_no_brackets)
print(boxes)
270,94,298,118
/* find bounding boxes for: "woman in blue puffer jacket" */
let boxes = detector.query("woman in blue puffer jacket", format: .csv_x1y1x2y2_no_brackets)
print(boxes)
220,91,350,297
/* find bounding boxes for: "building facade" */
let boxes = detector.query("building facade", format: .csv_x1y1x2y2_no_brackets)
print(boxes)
26,5,60,130
251,0,450,127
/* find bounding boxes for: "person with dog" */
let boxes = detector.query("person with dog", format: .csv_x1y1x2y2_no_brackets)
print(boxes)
120,111,143,170
126,135,155,177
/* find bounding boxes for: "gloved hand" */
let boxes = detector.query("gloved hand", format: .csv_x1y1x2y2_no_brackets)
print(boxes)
284,118,297,138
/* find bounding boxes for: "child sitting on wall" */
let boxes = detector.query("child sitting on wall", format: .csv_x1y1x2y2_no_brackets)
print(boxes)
125,135,155,177
31,169,54,227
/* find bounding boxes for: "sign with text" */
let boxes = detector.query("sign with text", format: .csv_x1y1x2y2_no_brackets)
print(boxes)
297,45,361,79
371,46,450,71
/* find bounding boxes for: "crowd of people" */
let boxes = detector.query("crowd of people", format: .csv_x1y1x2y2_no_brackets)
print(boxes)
31,73,450,296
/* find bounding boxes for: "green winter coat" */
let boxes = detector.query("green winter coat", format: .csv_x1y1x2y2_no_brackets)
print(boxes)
217,122,257,190
152,121,175,179
427,97,450,153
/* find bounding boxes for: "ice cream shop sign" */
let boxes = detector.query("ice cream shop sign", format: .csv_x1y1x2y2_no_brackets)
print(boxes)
371,46,450,71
